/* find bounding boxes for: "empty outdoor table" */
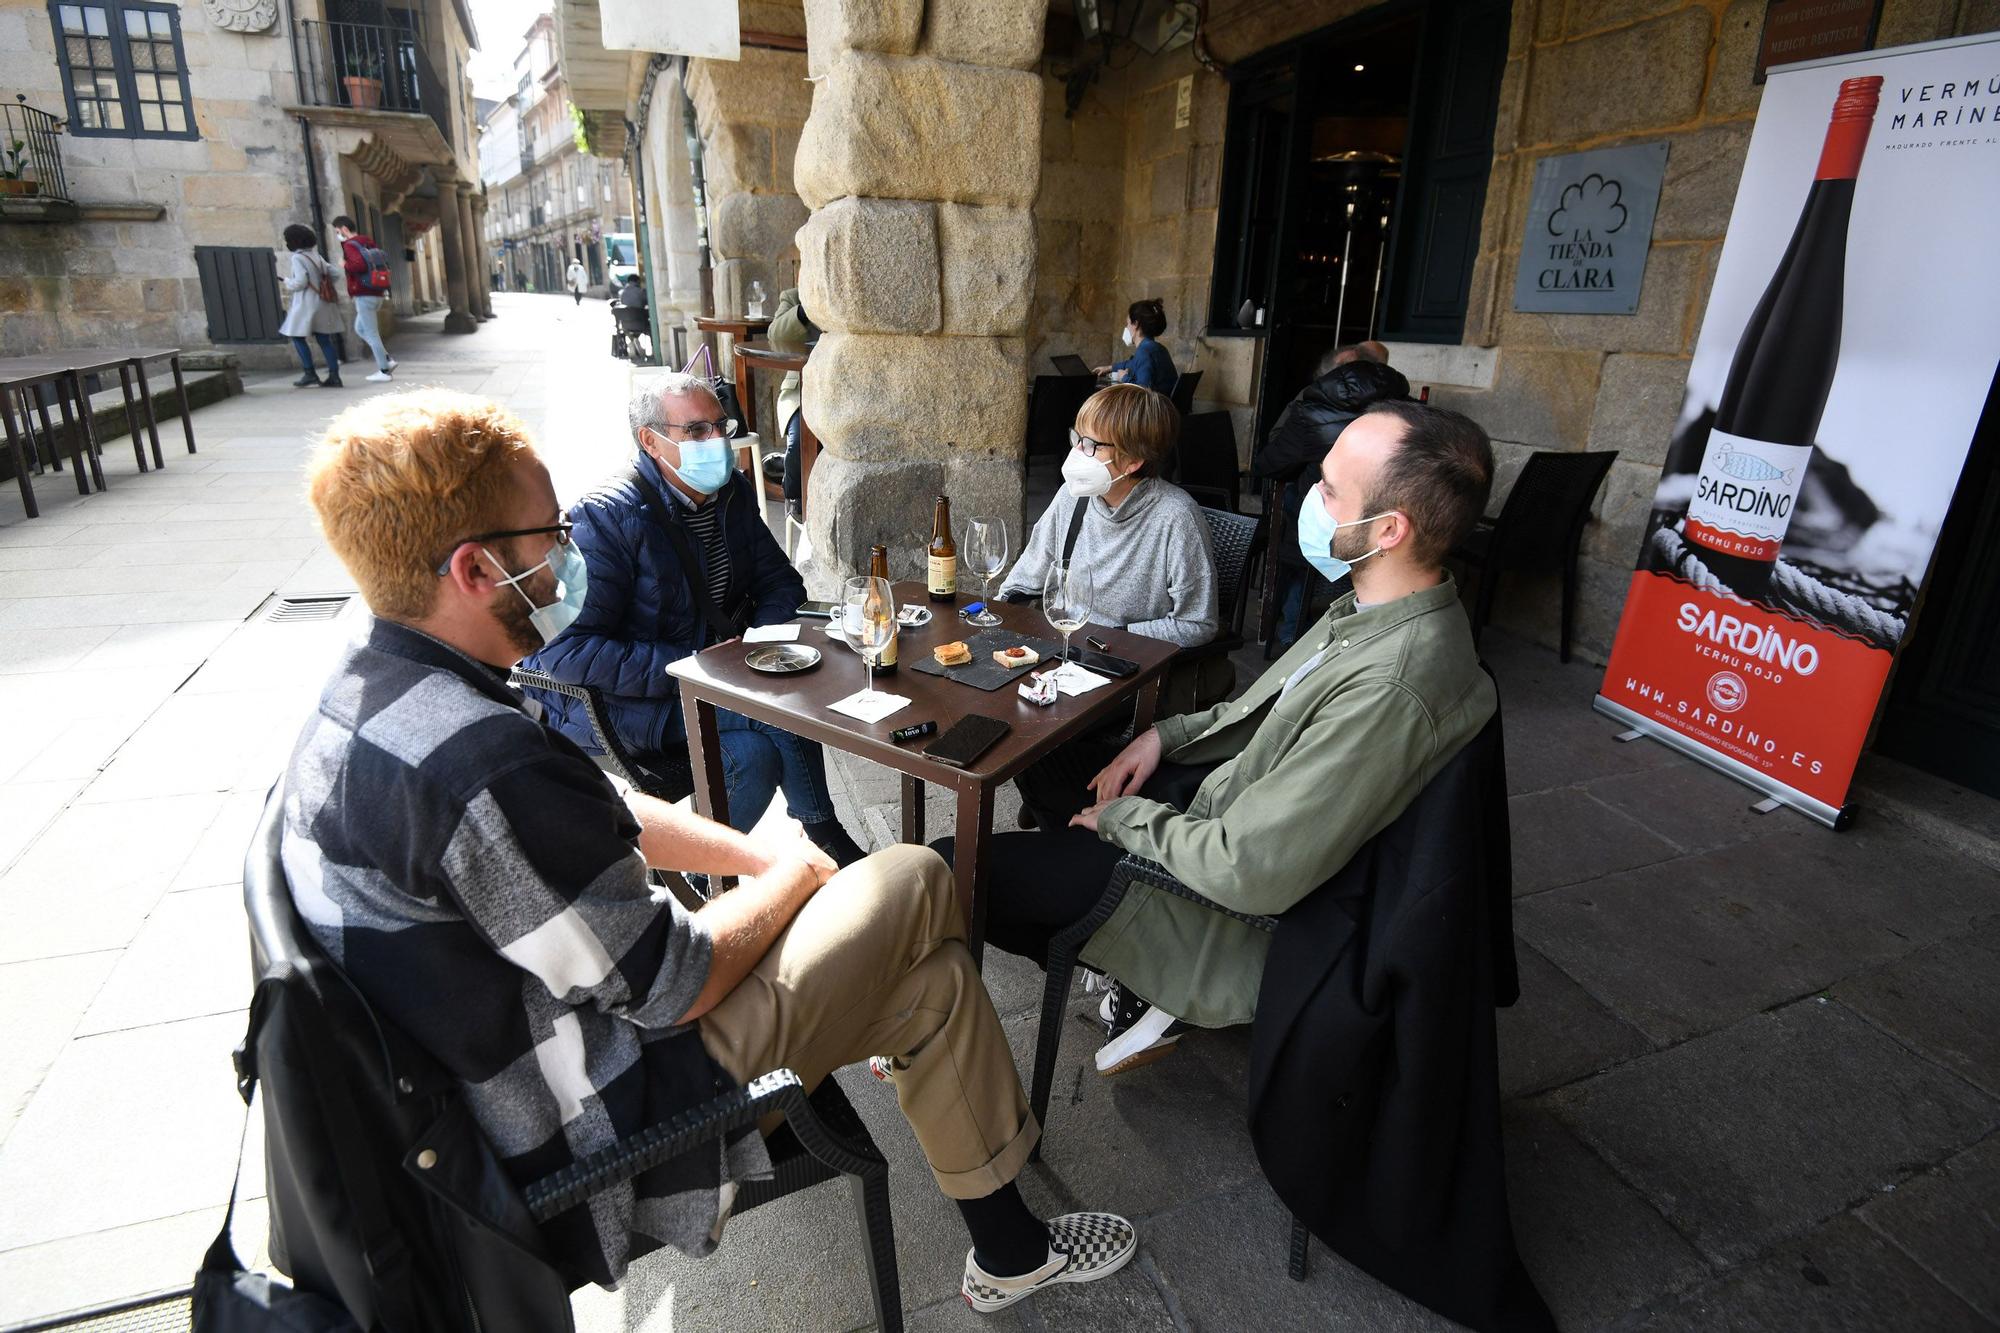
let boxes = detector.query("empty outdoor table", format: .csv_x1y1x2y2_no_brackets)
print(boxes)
667,582,1181,961
120,347,198,461
0,354,106,509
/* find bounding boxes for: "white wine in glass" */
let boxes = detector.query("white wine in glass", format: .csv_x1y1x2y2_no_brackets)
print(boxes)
964,517,1009,627
1043,559,1092,680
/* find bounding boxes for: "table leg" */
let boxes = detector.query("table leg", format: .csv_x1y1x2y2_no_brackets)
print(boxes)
170,355,196,454
57,374,102,493
953,781,996,967
32,388,66,478
3,392,36,519
900,774,925,845
132,360,164,468
733,345,757,437
679,684,731,832
116,364,148,472
1131,673,1164,737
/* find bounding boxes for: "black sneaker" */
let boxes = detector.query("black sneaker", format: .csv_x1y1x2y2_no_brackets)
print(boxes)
293,373,319,387
1095,981,1184,1076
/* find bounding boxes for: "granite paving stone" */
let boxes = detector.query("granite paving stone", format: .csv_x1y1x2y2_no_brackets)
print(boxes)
1546,999,2000,1266
1835,918,2000,1100
0,951,118,1143
0,1198,270,1329
1855,1132,2000,1324
1586,759,1780,856
1509,785,1682,895
1497,943,1656,1098
77,883,251,1036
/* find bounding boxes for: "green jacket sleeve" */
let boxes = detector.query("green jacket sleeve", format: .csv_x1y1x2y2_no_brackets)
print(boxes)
768,288,809,354
1096,679,1441,916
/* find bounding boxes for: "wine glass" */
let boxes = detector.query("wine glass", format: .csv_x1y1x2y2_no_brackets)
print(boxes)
842,574,897,704
1043,559,1092,682
964,517,1009,627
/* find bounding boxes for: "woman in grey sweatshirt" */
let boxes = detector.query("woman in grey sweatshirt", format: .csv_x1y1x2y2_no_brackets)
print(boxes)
1000,386,1219,648
997,385,1219,832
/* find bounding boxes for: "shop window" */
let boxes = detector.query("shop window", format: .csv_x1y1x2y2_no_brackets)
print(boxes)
48,0,196,139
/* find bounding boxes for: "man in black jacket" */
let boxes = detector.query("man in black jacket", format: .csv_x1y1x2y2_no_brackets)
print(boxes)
1255,344,1410,646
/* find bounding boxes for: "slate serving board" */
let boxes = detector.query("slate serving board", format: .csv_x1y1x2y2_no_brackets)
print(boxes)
908,627,1063,692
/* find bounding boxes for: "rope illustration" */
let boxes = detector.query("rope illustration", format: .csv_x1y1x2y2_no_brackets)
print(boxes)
1649,523,1907,648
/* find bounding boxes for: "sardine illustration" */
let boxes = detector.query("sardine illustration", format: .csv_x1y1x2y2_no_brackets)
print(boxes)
1713,445,1794,483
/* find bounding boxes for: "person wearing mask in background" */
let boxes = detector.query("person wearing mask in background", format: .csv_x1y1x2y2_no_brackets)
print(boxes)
289,387,1137,1311
525,374,868,867
985,384,1218,832
331,215,396,385
279,223,344,390
1255,342,1409,647
1094,299,1178,396
567,256,590,305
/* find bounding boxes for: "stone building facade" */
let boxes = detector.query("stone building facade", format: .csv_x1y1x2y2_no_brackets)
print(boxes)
0,0,490,369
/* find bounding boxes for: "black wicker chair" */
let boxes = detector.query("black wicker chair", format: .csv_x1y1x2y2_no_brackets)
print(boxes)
1455,449,1618,663
1028,853,1312,1281
240,783,904,1332
509,667,693,803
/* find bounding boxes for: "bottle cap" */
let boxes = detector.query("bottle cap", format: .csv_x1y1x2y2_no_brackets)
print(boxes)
1816,76,1883,181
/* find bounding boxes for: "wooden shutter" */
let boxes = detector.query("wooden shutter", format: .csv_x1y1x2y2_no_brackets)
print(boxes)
194,245,285,342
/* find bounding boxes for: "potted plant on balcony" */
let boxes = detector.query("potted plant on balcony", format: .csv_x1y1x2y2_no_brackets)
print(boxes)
0,139,39,197
340,51,385,109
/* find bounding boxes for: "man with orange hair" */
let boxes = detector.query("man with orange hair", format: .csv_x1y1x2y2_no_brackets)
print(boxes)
283,388,1136,1308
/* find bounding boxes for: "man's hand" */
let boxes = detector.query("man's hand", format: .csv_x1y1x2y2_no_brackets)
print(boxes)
1088,727,1162,803
1069,802,1108,833
753,817,837,887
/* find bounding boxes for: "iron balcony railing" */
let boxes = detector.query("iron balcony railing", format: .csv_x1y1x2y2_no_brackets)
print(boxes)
2,95,72,204
292,19,452,149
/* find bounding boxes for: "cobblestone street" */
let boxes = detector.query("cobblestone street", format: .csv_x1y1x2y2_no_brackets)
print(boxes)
2,295,1996,1332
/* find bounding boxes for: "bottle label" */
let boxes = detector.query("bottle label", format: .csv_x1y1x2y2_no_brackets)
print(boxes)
869,633,898,668
928,554,956,595
1684,428,1812,563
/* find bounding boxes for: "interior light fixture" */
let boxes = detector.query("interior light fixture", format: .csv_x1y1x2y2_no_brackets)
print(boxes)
1353,63,1366,71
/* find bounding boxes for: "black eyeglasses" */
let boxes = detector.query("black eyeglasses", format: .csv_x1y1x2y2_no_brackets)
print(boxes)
655,418,740,441
1068,429,1117,459
433,521,572,575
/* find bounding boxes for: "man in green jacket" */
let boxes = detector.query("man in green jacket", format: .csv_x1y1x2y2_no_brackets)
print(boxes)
963,401,1498,1072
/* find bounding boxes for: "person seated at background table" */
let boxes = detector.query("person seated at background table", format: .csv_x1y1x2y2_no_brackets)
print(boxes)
286,387,1137,1310
1093,298,1178,395
761,286,816,519
523,372,866,865
998,383,1219,831
1255,342,1410,648
963,401,1496,1075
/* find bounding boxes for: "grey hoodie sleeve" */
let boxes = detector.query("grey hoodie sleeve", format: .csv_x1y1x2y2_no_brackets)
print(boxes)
999,494,1068,600
1124,503,1220,647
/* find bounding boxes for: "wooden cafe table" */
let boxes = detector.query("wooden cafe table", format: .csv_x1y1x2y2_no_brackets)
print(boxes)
667,581,1180,961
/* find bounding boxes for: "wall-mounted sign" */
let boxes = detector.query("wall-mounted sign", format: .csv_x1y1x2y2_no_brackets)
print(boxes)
1512,142,1668,315
1757,0,1880,82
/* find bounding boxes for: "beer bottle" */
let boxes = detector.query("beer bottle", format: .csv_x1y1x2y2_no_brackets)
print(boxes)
868,544,898,672
927,494,957,602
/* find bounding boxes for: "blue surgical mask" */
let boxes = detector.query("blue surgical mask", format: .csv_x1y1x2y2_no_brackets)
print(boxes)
1297,486,1393,584
486,540,589,645
668,437,734,495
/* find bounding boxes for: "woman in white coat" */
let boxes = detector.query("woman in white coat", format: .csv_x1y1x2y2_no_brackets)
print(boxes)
280,223,345,388
565,258,588,304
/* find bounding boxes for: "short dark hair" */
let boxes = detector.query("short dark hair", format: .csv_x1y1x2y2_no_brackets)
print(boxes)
331,214,357,231
283,223,318,252
1127,298,1167,339
1361,401,1493,566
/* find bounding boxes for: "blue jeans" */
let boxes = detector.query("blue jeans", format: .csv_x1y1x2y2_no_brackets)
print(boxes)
352,295,390,371
290,333,339,377
681,708,838,832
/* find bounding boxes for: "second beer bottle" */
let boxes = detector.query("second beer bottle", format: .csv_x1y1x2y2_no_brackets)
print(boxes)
927,494,957,602
867,544,898,673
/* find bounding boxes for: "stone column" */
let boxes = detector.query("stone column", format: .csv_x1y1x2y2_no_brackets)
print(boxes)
456,186,487,323
470,193,496,318
794,0,1047,583
434,181,478,333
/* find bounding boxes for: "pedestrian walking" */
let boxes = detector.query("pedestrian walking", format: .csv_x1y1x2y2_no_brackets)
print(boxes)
333,213,398,384
566,257,588,305
280,223,344,389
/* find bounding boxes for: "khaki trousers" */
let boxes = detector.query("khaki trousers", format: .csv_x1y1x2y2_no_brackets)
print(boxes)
697,843,1040,1199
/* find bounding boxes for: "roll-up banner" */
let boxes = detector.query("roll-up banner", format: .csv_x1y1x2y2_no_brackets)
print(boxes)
1595,31,2000,828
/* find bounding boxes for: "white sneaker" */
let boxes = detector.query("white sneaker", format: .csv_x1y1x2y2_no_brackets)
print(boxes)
961,1213,1137,1313
366,371,393,383
1094,1004,1181,1076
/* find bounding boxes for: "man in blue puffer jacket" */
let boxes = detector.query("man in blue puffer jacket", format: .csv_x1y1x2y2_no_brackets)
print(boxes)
526,372,866,864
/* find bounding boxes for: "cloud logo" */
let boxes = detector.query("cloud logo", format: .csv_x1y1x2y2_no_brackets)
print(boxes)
1548,173,1629,238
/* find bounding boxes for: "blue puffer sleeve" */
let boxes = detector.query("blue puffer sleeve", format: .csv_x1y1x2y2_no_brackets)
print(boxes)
531,494,692,700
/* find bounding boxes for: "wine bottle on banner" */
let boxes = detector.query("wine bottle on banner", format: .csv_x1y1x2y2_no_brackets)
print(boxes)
1682,75,1882,596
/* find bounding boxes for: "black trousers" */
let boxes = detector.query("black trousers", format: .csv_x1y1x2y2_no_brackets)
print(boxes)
934,760,1213,967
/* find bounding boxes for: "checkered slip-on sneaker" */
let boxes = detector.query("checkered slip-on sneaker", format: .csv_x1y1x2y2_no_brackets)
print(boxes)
961,1212,1138,1313
867,1055,896,1083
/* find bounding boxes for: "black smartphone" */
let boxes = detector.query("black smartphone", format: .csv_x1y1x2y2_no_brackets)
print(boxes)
926,714,1011,768
796,600,839,619
1064,646,1139,678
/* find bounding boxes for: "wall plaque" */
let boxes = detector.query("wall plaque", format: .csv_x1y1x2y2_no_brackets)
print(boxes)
201,0,278,34
1511,142,1669,316
1757,0,1881,81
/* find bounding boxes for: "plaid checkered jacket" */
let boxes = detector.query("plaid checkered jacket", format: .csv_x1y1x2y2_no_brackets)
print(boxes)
280,617,768,1287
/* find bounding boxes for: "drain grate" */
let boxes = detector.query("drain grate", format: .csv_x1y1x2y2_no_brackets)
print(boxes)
260,594,354,623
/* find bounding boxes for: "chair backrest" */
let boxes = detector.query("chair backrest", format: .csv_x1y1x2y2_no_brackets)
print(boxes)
1488,450,1618,568
509,667,692,801
1200,506,1265,639
245,786,576,1333
1170,368,1203,418
1026,374,1095,460
613,305,649,334
1176,410,1241,512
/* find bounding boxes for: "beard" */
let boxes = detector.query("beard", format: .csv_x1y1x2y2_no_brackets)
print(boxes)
489,562,558,658
1331,519,1380,565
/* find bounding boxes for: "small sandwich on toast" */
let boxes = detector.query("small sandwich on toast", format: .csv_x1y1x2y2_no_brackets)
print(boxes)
933,641,974,668
992,645,1040,670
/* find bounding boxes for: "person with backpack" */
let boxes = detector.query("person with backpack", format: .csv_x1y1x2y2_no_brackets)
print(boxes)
280,223,344,389
333,214,397,384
